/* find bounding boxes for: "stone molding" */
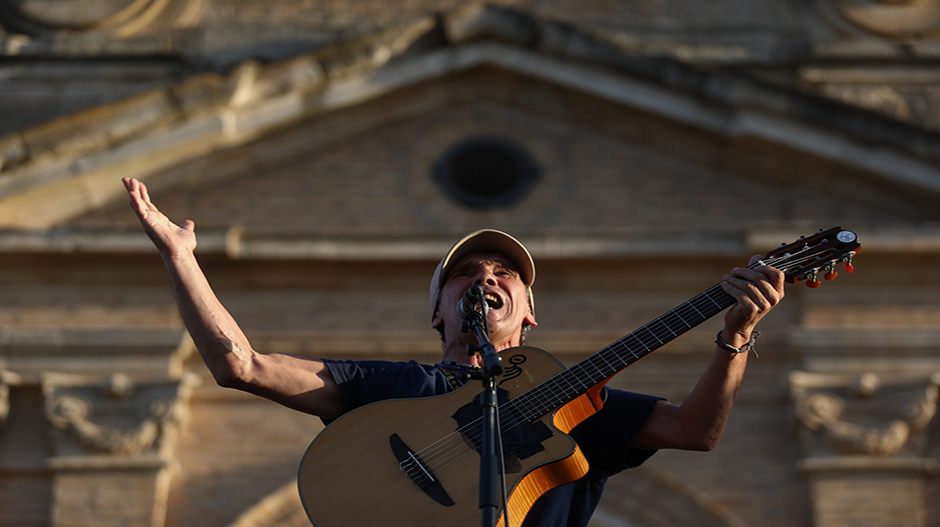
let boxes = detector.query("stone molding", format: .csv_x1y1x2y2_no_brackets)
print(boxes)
0,326,194,383
1,224,939,260
790,370,940,459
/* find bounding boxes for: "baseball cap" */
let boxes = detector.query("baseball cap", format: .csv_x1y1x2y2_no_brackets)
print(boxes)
429,229,536,321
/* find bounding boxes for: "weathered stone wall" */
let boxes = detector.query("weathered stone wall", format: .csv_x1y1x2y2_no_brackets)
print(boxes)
1,3,939,527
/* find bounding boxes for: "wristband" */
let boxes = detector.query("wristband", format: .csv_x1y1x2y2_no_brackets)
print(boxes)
715,330,760,357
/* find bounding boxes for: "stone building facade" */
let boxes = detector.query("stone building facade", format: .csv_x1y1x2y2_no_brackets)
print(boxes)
1,2,939,527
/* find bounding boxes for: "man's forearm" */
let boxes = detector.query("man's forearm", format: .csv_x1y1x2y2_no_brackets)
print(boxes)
159,249,345,417
674,344,749,451
162,249,253,385
630,334,750,452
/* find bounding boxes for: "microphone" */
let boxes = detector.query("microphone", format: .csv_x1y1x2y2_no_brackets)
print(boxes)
457,285,485,320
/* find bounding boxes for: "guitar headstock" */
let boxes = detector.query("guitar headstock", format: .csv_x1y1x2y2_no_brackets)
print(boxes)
761,227,861,288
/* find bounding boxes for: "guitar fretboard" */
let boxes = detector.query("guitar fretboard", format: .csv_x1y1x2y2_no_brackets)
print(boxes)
508,283,735,422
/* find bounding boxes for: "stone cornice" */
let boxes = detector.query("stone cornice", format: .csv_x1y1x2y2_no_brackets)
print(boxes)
0,327,193,384
0,225,935,256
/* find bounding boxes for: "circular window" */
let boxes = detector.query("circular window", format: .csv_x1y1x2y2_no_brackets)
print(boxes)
433,137,540,209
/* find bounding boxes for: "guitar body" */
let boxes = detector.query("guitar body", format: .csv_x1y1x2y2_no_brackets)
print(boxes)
297,346,607,527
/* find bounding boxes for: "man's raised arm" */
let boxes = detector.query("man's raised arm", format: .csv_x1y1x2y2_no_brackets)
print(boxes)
123,177,344,418
629,256,786,451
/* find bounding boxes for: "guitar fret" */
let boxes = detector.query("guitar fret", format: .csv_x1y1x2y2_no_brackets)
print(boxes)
685,300,705,320
568,370,588,393
610,342,636,365
513,394,538,421
702,291,723,310
628,333,651,353
669,309,687,328
581,358,605,382
596,352,617,376
557,372,578,398
643,325,664,345
656,317,678,337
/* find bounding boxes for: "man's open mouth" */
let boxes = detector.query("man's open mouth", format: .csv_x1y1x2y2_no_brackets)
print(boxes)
484,293,503,309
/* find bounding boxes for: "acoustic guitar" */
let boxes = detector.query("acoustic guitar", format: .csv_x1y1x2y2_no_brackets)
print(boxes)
298,227,861,527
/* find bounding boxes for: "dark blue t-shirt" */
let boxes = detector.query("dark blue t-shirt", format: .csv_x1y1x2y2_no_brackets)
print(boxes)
322,359,660,527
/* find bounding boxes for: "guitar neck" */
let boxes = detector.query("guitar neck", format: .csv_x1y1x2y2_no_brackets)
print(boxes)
510,283,735,421
503,226,862,425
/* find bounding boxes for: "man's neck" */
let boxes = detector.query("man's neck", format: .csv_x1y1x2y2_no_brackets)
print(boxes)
441,337,519,367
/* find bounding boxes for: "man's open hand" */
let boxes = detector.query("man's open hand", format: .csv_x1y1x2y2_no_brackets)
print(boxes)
123,177,196,258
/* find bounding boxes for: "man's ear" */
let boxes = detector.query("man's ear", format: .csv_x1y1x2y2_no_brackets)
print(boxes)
524,307,537,329
431,307,443,329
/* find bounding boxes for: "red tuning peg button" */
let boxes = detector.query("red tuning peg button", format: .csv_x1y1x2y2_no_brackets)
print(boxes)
806,279,822,288
824,271,838,280
844,263,854,273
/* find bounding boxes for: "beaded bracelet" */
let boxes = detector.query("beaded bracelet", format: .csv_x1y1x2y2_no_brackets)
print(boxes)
715,330,760,357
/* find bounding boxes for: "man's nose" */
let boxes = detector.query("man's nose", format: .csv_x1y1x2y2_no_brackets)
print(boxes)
473,270,497,285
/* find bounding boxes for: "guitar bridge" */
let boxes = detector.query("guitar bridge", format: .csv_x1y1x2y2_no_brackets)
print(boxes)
389,433,455,507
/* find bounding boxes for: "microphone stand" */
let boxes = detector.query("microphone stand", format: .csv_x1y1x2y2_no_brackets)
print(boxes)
460,286,504,527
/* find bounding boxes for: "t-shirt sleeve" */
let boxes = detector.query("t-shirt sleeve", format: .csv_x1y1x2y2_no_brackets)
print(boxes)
571,387,663,478
321,359,451,416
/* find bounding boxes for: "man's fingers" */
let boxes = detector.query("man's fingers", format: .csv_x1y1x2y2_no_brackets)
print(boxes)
123,178,152,207
140,182,153,207
125,178,143,207
723,267,784,307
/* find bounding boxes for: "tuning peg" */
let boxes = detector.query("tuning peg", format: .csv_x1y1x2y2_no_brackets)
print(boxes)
842,254,855,273
805,269,821,288
823,262,838,280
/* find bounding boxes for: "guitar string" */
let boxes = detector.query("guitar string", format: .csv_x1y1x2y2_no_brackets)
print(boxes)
399,249,837,482
399,248,832,481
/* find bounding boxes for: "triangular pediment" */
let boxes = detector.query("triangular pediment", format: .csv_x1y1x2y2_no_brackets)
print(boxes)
1,4,938,254
69,70,932,237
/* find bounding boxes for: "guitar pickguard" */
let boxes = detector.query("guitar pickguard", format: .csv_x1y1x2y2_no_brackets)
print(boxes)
451,387,555,473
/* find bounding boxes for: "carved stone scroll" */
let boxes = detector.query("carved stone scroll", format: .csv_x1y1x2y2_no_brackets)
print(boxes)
789,370,940,527
42,372,200,457
791,371,939,457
